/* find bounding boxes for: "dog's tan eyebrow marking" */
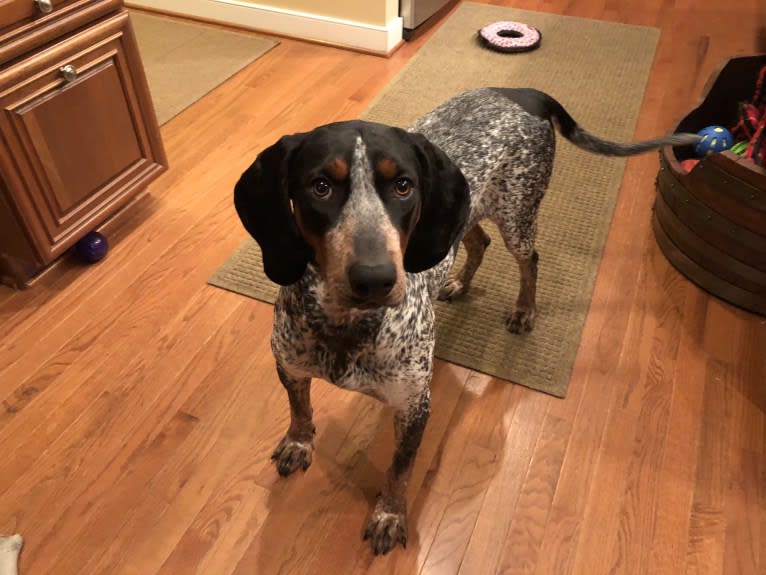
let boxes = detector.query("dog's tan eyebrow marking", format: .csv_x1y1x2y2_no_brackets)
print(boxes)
376,157,399,179
326,157,349,181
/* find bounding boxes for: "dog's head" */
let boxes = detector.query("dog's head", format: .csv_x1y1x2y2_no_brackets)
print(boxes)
234,120,469,311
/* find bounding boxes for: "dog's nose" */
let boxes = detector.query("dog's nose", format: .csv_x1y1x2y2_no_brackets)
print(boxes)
348,262,397,300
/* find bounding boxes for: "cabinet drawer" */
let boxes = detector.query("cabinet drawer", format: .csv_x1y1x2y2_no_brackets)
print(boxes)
0,0,82,31
0,10,165,262
0,0,121,63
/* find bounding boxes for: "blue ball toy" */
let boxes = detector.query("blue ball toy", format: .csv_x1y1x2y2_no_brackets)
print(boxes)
74,231,109,263
694,125,733,156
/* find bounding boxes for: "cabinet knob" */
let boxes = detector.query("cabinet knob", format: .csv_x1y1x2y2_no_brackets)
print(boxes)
35,0,54,14
59,65,78,82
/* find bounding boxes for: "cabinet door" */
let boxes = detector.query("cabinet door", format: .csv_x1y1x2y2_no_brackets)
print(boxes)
0,10,166,262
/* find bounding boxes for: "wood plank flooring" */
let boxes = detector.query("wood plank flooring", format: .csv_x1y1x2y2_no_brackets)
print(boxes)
1,1,764,573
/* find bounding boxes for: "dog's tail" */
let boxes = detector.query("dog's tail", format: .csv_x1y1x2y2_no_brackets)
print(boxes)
494,87,700,156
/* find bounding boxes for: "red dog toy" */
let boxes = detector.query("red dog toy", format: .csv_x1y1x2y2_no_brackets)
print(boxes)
731,65,766,166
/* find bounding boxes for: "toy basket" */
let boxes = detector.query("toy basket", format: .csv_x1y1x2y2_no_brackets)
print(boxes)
653,55,766,315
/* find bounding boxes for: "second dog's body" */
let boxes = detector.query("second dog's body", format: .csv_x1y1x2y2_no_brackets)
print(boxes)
234,87,698,555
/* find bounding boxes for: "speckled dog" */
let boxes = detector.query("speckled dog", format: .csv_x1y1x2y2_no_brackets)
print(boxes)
233,87,698,555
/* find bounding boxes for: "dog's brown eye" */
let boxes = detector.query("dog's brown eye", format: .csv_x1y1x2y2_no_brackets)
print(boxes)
312,178,332,198
393,178,413,197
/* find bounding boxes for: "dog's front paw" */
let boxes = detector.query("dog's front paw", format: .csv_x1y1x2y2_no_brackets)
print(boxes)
363,502,407,555
438,277,467,301
271,436,313,477
504,307,536,334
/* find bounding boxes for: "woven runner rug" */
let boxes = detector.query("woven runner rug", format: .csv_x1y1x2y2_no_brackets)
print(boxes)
131,10,278,125
208,2,660,397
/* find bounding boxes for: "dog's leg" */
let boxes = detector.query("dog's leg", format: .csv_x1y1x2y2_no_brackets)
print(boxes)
507,249,539,333
438,223,491,301
271,365,315,476
364,390,430,555
496,219,539,333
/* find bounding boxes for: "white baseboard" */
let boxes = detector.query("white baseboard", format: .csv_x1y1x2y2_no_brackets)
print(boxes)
125,0,403,55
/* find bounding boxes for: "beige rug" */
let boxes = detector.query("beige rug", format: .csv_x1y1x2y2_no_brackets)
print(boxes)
209,2,661,397
130,11,278,125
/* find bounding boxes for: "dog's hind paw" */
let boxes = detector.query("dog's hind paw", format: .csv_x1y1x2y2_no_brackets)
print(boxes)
438,277,467,301
504,307,536,334
364,509,407,555
271,437,313,477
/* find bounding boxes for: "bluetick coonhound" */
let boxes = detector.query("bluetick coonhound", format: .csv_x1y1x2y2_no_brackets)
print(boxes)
234,87,698,555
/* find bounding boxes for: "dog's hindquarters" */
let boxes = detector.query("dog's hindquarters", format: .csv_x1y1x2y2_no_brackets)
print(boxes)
478,121,555,332
412,89,557,332
418,87,699,333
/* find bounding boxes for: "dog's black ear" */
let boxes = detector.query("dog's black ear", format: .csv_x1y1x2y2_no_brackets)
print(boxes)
234,134,312,285
404,132,470,273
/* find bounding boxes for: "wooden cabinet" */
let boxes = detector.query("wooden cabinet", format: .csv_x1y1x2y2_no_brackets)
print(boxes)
0,0,166,288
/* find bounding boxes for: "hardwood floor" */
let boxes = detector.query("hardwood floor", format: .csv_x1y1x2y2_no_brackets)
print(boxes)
1,1,764,573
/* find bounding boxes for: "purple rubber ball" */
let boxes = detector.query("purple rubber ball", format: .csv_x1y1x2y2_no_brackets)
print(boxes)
74,231,109,263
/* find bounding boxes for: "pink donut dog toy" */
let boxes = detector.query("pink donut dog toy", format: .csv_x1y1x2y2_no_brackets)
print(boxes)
478,21,542,53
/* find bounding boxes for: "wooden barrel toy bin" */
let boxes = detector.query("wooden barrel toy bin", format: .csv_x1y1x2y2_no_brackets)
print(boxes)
653,55,766,315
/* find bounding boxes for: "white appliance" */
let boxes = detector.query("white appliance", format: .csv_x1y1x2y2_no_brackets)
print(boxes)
400,0,454,38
